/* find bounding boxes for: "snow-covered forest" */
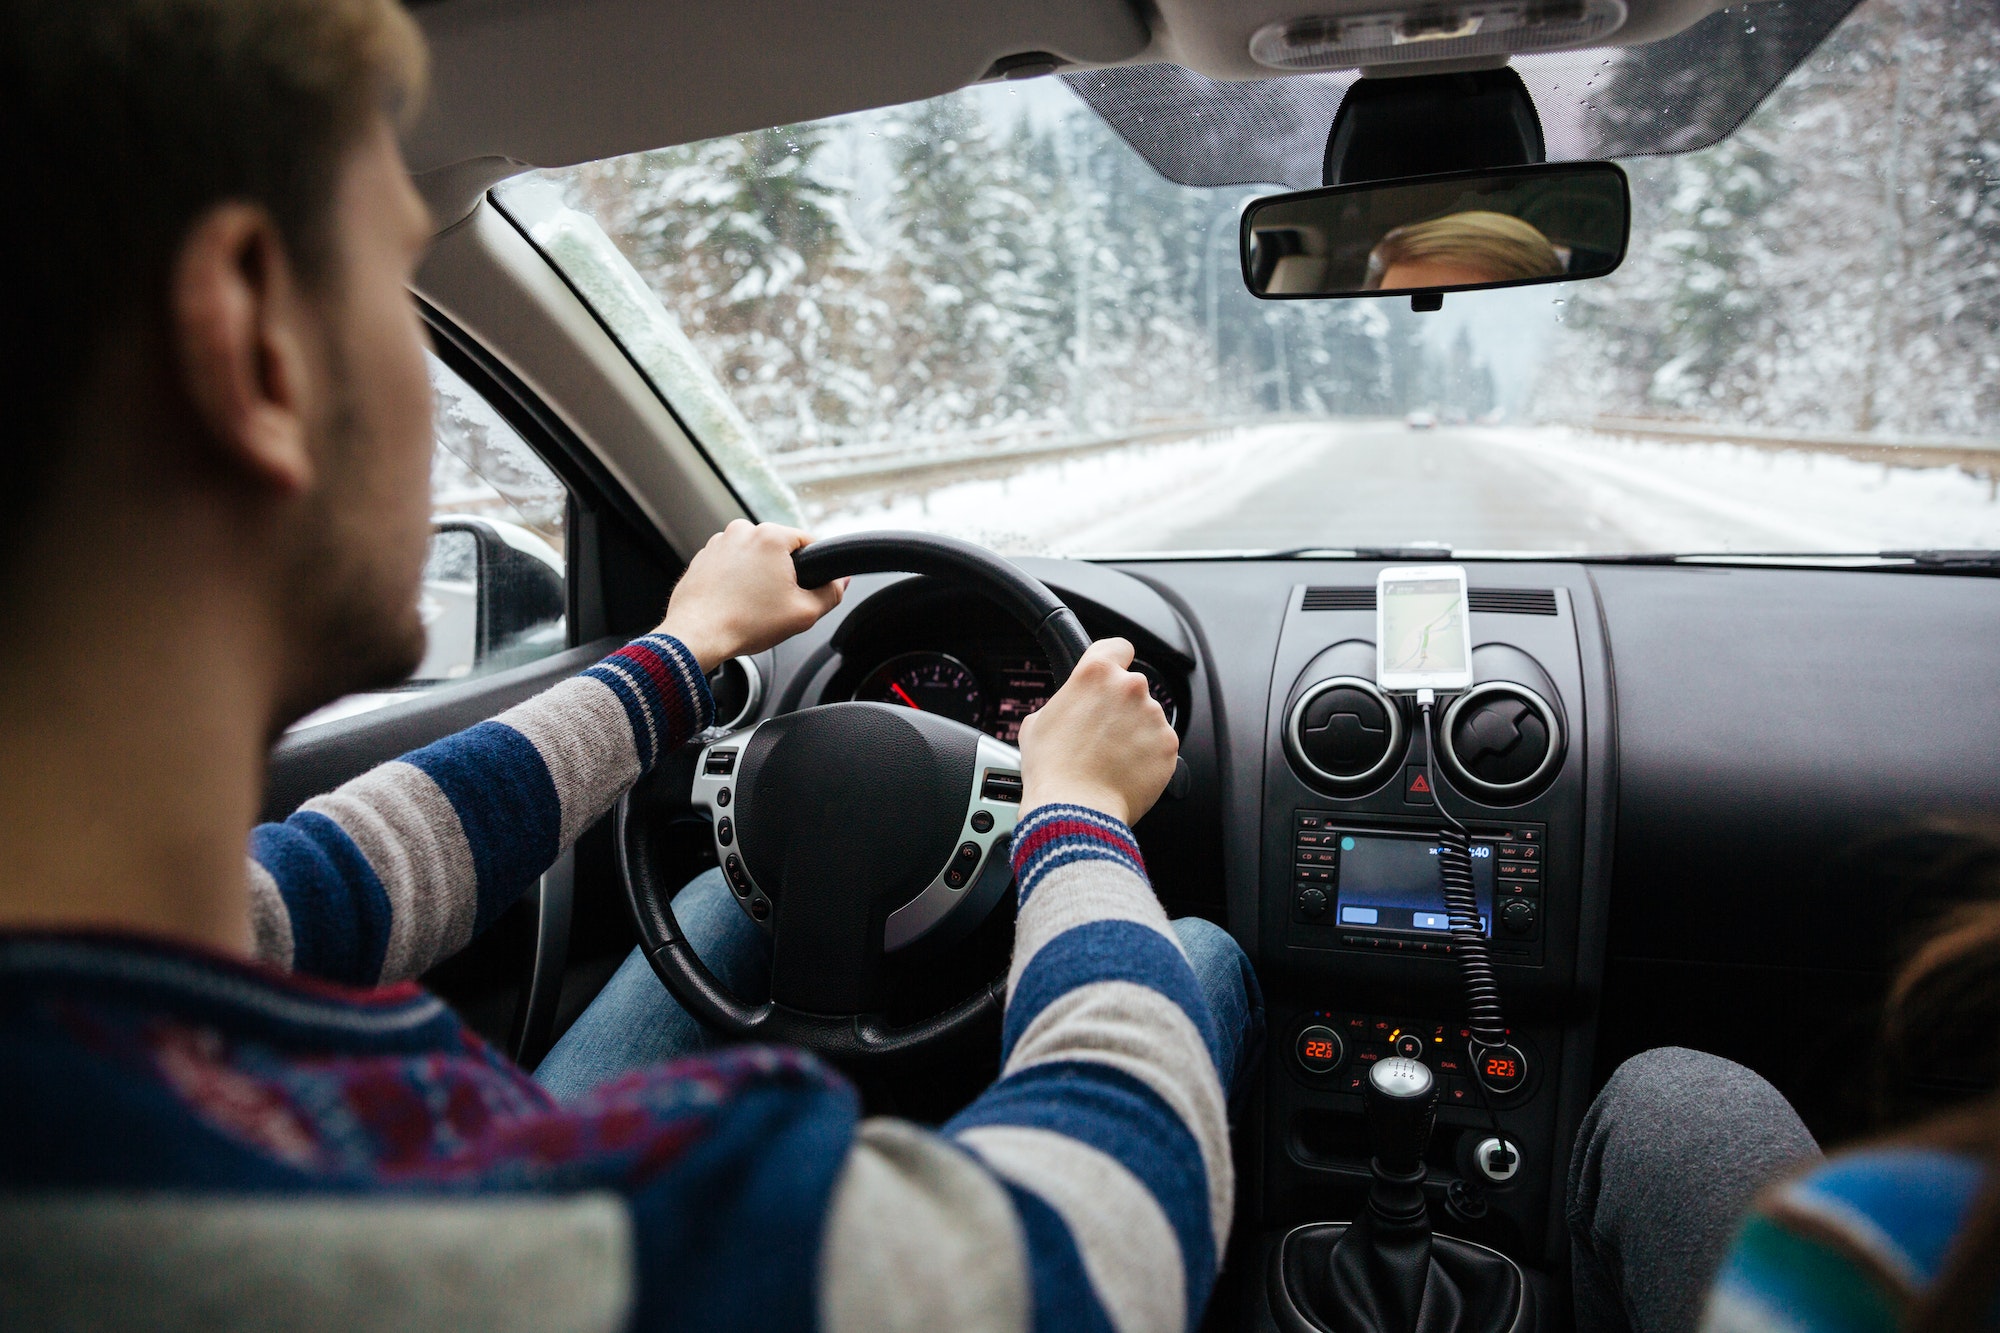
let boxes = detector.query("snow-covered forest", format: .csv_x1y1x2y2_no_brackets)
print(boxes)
543,85,1483,455
535,0,1998,457
1537,0,2000,437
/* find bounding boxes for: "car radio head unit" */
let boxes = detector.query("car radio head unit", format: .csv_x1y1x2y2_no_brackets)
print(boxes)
1293,812,1546,951
1332,829,1493,935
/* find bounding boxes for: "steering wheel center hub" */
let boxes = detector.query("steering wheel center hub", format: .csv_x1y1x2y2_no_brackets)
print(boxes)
737,702,974,916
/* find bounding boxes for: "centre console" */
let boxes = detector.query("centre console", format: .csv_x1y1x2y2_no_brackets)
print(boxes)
1244,577,1611,1329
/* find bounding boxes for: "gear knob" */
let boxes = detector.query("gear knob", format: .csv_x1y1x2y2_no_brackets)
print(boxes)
1365,1056,1438,1176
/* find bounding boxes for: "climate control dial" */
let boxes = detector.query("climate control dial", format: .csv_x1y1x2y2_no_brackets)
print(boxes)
1295,1024,1346,1075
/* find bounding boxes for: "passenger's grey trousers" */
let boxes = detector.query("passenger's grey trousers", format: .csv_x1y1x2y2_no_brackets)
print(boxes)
1566,1048,1822,1333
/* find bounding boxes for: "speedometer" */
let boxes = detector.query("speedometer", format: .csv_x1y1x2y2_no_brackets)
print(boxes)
855,652,985,729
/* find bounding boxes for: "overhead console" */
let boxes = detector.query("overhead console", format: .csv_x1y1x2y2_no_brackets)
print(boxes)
1252,576,1609,1276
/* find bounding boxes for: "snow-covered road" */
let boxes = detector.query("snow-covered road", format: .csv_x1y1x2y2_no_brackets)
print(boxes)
804,422,2000,556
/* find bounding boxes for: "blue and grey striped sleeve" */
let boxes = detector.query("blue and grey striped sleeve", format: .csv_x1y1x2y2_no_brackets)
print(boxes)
816,804,1237,1333
246,634,713,985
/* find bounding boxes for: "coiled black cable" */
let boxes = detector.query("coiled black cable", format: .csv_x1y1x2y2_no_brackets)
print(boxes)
1421,698,1509,1050
1420,695,1520,1188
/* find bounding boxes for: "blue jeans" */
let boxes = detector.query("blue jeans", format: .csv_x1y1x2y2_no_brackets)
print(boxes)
536,867,1265,1104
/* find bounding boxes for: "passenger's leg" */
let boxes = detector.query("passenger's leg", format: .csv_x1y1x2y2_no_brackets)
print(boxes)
534,868,771,1101
1567,1047,1819,1333
1172,916,1266,1104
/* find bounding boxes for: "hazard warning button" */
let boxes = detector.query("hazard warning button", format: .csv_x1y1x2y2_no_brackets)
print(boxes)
1404,766,1436,805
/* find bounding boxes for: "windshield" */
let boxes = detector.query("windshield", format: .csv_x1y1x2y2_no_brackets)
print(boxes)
496,0,2000,558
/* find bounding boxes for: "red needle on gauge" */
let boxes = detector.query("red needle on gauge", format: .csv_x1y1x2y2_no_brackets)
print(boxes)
890,683,922,710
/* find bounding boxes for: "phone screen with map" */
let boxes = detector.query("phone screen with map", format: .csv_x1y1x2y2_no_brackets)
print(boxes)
1376,565,1473,692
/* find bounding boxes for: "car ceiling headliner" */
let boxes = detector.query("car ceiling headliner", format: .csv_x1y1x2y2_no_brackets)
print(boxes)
401,0,1764,181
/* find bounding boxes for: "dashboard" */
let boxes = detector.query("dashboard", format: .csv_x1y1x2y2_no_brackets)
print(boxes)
745,552,2000,1293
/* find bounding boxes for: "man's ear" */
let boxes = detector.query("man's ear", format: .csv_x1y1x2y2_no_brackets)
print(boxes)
169,203,321,496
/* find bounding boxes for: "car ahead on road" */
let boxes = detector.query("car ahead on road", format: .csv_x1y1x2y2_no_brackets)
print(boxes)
254,0,2000,1326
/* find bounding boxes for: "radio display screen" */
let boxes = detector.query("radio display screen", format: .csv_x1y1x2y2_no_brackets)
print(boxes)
1334,833,1494,935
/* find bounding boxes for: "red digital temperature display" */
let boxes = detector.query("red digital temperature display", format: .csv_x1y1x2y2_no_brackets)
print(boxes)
1295,1025,1342,1073
1484,1056,1518,1080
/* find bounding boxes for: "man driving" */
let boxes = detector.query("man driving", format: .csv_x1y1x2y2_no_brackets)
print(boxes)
0,3,1261,1329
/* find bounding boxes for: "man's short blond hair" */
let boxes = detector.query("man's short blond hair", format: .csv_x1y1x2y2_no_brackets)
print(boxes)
4,0,427,517
1364,210,1564,289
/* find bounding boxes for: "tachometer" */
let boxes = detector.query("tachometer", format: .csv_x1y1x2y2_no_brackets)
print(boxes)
855,652,985,729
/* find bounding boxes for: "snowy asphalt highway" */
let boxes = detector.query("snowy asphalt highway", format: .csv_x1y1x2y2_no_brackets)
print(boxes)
812,421,2000,556
1106,423,1657,553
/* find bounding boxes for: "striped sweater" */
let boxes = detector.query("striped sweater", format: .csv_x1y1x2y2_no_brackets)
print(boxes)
0,633,1238,1332
1701,1148,1994,1332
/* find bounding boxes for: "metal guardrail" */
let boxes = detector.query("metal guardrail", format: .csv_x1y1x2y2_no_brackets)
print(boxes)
772,415,1337,491
1585,415,2000,478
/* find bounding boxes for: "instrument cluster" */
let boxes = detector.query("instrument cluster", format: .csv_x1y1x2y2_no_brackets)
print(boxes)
851,648,1180,744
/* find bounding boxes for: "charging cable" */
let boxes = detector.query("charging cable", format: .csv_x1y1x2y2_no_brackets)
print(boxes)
1417,687,1519,1183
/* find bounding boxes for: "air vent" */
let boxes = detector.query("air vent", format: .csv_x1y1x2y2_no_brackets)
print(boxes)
1438,683,1565,803
1285,677,1407,791
1300,587,1559,615
1300,587,1375,611
1471,589,1559,616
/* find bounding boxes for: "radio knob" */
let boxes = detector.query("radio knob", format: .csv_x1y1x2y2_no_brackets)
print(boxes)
1500,898,1537,935
1297,887,1329,919
1296,1024,1345,1074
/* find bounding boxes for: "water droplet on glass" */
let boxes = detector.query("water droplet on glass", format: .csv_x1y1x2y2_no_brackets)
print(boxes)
1745,22,1756,31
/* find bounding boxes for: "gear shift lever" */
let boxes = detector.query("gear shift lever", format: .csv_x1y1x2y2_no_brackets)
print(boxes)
1366,1057,1438,1179
1273,1056,1530,1333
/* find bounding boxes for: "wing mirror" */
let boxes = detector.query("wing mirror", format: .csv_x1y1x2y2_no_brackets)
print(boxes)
1242,161,1629,304
416,517,567,684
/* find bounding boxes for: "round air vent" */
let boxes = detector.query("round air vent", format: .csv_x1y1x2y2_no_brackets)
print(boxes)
706,656,764,731
1286,676,1405,791
1438,682,1563,802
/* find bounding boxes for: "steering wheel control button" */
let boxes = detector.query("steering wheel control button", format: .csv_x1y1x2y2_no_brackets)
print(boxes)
1474,1043,1529,1095
703,748,738,776
724,854,750,897
1295,1025,1344,1074
717,817,733,847
1474,1137,1522,1184
1296,887,1328,919
715,787,730,807
749,896,770,921
970,810,995,833
956,842,981,866
980,772,1023,803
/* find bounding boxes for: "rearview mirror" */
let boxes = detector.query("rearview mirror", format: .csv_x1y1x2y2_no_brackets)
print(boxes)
1242,161,1629,301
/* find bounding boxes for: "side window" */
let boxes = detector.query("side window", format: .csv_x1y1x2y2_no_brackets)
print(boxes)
292,355,571,729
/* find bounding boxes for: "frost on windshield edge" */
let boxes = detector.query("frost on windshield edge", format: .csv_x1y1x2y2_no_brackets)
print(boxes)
494,180,806,527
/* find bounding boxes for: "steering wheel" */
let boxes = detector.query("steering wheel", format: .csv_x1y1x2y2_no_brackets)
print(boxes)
616,531,1092,1065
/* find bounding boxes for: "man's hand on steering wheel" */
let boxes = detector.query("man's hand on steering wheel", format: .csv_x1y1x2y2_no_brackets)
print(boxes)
659,520,848,671
1020,638,1181,828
